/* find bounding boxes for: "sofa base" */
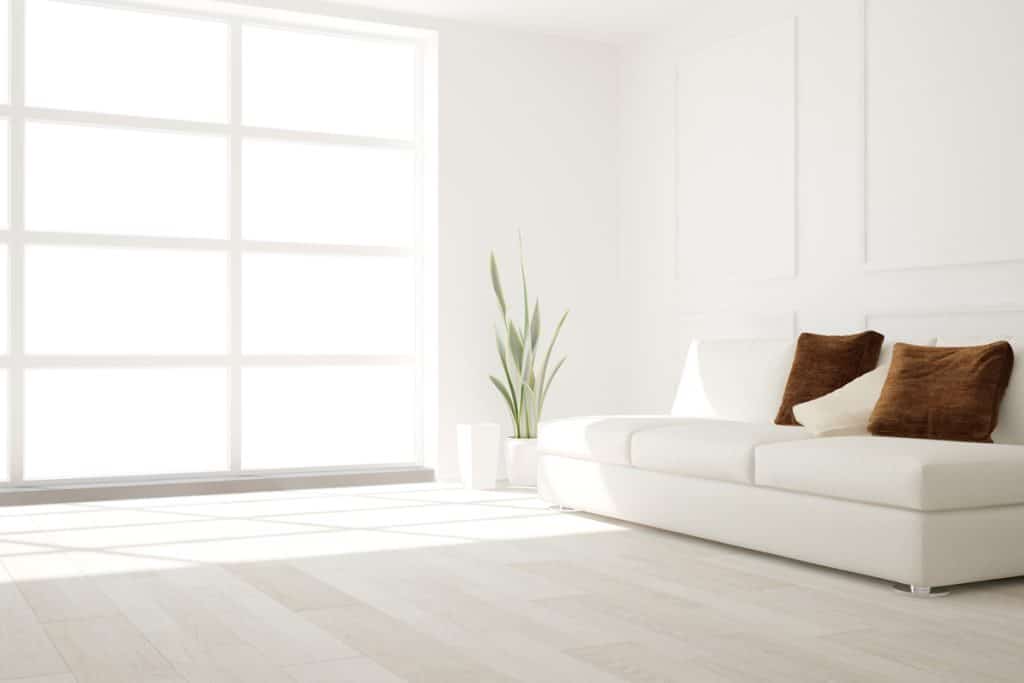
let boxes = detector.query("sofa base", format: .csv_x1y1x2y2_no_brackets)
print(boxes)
538,454,1024,588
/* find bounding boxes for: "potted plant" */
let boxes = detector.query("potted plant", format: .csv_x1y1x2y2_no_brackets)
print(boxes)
489,236,568,486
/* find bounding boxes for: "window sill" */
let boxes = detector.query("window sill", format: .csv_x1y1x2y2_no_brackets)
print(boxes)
0,466,434,506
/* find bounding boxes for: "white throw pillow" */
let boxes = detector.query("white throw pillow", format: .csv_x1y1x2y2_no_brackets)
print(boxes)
792,364,890,437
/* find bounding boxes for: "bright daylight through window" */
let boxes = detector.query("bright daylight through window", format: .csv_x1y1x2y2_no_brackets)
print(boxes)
0,0,431,482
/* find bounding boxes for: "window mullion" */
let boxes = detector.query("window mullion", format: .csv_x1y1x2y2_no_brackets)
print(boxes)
413,42,425,468
228,19,242,474
8,0,25,485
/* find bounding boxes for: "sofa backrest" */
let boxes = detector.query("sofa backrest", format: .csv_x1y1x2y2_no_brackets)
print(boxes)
672,336,935,425
674,335,1020,439
937,336,1024,445
672,338,795,423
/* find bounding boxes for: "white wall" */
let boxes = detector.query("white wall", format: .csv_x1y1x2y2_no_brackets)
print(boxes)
437,27,622,479
246,0,624,479
620,0,1024,412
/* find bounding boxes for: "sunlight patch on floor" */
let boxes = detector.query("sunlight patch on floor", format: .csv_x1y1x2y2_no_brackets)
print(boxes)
0,483,621,577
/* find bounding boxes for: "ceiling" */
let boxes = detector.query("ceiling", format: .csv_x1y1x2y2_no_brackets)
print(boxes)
325,0,688,44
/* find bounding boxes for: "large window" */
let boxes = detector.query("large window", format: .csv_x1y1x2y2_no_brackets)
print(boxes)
0,0,433,482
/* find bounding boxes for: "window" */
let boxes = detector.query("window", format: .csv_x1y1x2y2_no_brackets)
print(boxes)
25,369,228,480
242,140,415,247
26,0,229,122
25,123,229,237
25,246,228,354
0,0,433,482
242,253,415,355
241,25,416,140
242,366,415,471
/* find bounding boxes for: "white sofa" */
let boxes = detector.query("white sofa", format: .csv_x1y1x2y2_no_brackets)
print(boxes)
537,337,1024,594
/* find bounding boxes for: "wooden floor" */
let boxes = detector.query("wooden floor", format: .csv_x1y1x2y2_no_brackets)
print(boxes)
0,482,1022,682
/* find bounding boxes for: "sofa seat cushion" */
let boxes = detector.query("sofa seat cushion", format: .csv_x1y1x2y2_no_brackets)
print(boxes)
631,421,811,484
537,416,697,465
755,436,1024,511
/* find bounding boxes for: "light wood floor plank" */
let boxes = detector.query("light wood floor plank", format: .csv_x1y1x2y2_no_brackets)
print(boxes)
0,566,70,681
285,657,407,683
303,604,519,683
0,484,1021,682
302,554,632,682
225,560,360,612
2,554,121,623
88,570,294,682
565,640,713,683
825,627,1023,682
44,615,184,683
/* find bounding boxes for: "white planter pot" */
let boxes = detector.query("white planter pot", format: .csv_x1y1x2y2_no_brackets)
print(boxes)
457,423,500,489
504,438,539,487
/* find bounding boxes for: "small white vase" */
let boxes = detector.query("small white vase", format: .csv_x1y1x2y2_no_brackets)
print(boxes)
457,423,500,489
504,438,539,487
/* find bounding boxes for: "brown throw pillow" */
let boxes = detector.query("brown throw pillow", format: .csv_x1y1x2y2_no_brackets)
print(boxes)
775,331,884,426
868,342,1014,443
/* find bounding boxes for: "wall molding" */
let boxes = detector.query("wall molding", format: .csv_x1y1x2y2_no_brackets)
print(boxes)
681,310,797,340
674,17,799,284
864,256,1024,274
865,307,1024,340
862,0,1024,272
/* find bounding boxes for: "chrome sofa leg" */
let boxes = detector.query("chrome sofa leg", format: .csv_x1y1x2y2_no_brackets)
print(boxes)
893,584,950,597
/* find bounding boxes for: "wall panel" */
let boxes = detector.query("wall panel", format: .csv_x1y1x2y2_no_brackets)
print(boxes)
676,18,797,283
866,0,1024,269
621,0,1024,412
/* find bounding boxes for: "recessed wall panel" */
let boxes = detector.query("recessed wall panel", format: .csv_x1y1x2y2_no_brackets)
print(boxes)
676,19,796,283
866,0,1024,269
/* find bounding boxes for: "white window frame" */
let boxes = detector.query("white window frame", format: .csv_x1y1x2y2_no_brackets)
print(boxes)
0,0,438,486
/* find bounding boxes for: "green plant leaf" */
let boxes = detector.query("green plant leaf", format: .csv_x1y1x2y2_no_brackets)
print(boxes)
496,326,518,416
529,299,540,350
523,383,539,438
539,356,567,416
544,356,566,395
522,344,535,389
520,396,529,439
538,309,568,397
495,325,507,363
519,232,529,340
518,343,532,435
489,375,516,419
508,322,524,370
525,343,537,391
489,252,507,318
489,234,568,437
